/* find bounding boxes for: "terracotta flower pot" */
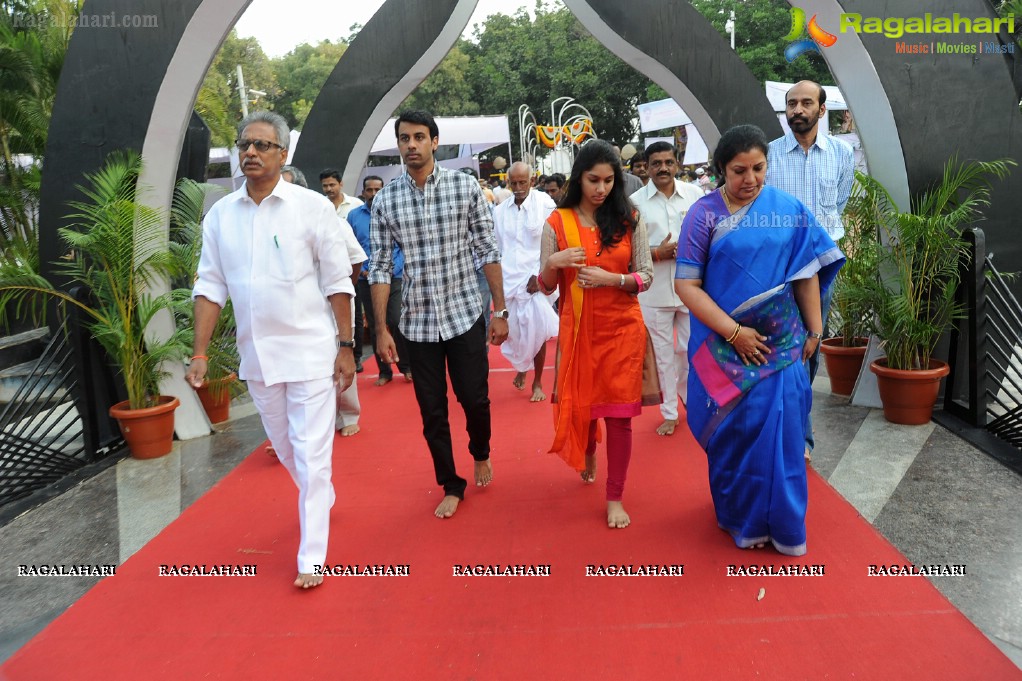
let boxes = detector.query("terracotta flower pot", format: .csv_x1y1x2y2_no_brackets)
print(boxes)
194,373,237,424
109,395,180,459
869,358,950,425
819,337,868,396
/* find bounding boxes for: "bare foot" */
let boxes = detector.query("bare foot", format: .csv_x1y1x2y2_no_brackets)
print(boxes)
294,572,323,589
340,424,360,437
581,453,596,484
607,501,630,528
266,445,276,457
656,419,678,436
804,445,812,463
530,384,546,402
374,376,392,387
403,372,413,382
512,372,526,390
474,459,493,487
434,495,460,518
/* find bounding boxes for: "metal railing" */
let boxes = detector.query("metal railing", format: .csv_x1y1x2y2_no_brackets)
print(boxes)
0,293,125,511
943,228,1022,470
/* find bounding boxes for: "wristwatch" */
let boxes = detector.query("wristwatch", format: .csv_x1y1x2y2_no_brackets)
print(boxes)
493,308,509,320
807,331,824,340
337,338,355,348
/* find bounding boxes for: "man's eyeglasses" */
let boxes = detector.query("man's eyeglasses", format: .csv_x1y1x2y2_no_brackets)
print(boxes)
235,138,284,153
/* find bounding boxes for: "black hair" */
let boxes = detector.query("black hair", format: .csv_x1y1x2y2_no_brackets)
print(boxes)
644,141,677,159
319,168,341,182
561,139,637,249
537,174,548,186
459,167,479,179
362,175,384,189
395,109,439,140
546,173,566,188
712,125,769,188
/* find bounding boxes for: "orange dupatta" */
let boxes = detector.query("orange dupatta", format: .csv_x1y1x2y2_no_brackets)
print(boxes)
550,209,599,471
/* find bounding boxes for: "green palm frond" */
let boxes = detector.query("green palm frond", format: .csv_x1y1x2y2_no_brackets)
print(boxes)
0,150,190,408
853,157,1015,370
168,177,238,398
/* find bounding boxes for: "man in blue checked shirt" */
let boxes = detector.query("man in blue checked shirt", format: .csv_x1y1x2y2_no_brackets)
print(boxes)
369,110,509,520
766,80,854,463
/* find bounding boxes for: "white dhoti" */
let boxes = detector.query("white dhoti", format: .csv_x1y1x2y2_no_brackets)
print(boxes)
248,376,336,574
640,304,690,421
335,307,360,428
336,380,360,428
501,289,559,372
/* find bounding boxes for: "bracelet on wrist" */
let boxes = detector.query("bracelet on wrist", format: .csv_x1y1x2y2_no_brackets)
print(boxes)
726,323,742,345
190,354,207,361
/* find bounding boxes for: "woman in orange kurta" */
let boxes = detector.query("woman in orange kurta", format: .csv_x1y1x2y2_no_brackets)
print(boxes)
538,140,656,528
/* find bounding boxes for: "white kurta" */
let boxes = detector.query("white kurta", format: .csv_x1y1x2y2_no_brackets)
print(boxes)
194,179,355,386
493,190,559,372
631,179,703,418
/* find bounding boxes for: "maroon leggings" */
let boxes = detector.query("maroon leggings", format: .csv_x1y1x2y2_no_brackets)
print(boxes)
585,417,633,501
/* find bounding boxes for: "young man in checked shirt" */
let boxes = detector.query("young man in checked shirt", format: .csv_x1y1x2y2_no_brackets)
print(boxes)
369,110,510,519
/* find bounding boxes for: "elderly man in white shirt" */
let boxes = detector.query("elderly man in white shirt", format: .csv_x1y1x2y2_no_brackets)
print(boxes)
493,162,559,402
631,141,704,436
187,111,356,590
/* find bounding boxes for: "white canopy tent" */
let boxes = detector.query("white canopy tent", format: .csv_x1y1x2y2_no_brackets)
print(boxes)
358,115,512,190
367,115,511,158
636,98,709,165
764,80,848,112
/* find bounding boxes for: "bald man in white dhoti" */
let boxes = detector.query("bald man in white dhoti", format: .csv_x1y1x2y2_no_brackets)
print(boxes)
494,162,559,402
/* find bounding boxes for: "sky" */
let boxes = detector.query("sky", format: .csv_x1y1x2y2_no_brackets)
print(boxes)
234,0,540,58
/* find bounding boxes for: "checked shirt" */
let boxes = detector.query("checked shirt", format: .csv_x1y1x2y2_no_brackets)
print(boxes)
368,164,500,342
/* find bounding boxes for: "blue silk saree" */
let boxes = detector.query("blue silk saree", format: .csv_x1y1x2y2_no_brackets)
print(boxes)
676,186,844,555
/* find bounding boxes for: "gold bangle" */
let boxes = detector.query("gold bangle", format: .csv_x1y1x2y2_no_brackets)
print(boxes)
726,323,742,344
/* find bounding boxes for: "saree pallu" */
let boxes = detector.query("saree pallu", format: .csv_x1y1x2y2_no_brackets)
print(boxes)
678,187,844,556
547,209,659,472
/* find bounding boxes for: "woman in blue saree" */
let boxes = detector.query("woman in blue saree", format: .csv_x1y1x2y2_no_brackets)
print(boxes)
675,125,843,555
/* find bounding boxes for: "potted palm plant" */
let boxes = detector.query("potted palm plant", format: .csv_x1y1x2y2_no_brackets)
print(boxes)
819,172,881,395
169,178,240,424
852,157,1013,424
0,151,190,457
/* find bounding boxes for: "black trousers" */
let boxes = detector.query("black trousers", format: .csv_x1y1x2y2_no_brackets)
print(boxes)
357,278,409,377
404,316,491,499
353,277,365,365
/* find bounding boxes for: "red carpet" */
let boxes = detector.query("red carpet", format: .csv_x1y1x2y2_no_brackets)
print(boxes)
3,341,1019,680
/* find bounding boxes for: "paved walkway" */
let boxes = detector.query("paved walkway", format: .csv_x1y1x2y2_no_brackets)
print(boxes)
1,379,1020,669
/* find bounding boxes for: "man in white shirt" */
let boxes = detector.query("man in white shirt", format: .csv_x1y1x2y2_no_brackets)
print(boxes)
493,162,559,401
188,111,356,590
631,141,704,436
320,167,366,370
320,168,364,220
